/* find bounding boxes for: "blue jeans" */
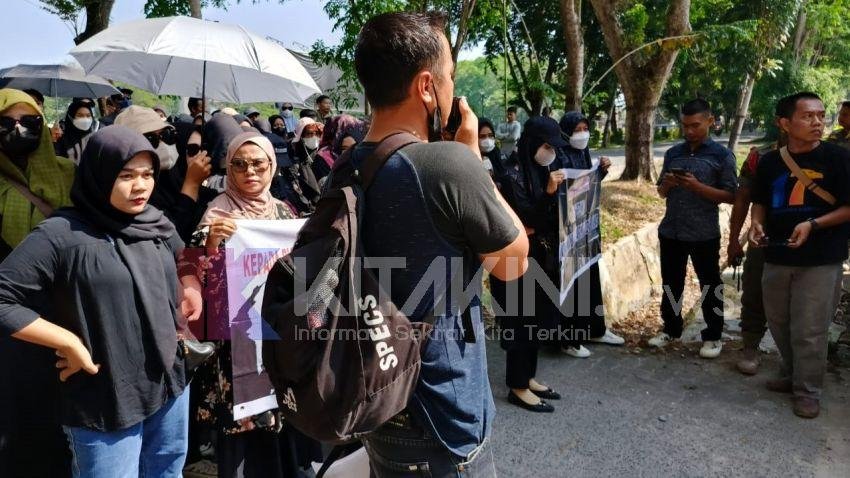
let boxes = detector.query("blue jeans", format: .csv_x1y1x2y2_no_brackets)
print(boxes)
63,389,189,478
362,412,496,477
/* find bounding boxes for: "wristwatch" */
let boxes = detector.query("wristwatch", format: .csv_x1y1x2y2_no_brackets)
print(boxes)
807,218,820,230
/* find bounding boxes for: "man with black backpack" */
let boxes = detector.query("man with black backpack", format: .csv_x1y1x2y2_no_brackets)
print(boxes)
349,11,528,476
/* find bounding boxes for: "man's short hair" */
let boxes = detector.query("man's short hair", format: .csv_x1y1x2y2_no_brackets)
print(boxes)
23,89,44,105
775,92,822,119
681,99,712,117
188,97,203,111
507,106,517,114
840,100,850,110
354,11,448,109
316,95,331,105
300,108,318,119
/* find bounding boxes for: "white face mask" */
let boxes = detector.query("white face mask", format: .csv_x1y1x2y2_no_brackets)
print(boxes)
72,117,93,131
281,109,293,118
569,131,591,150
303,136,320,151
479,138,496,153
534,145,557,167
156,142,179,170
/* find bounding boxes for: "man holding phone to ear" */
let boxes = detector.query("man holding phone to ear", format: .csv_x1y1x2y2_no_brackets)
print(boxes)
749,92,850,419
649,99,737,359
350,11,529,476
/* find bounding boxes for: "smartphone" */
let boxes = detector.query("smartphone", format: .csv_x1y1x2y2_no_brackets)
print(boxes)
443,97,463,140
669,167,688,176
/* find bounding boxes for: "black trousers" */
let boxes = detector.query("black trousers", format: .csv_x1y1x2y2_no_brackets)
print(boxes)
0,340,71,478
505,346,538,389
559,262,607,347
659,235,724,341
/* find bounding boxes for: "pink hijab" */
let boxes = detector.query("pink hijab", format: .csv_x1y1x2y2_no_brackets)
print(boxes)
200,131,285,225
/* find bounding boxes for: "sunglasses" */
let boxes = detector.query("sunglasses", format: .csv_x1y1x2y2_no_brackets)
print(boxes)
281,106,294,111
186,143,203,157
0,115,43,132
144,128,177,149
230,157,270,174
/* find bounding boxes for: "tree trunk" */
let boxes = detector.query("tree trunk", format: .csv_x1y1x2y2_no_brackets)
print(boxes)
559,0,584,111
74,0,115,45
621,97,657,181
450,0,477,69
189,0,202,19
590,0,690,181
792,0,808,66
602,88,617,147
727,71,756,152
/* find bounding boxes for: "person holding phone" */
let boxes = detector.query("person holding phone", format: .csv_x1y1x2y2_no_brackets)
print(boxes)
351,11,529,476
649,99,737,359
748,92,850,419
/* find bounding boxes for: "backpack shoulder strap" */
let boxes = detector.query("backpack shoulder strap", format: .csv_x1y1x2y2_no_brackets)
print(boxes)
778,146,836,206
356,132,422,190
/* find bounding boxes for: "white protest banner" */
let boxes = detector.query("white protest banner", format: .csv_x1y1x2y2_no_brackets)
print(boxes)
558,165,602,305
224,218,306,420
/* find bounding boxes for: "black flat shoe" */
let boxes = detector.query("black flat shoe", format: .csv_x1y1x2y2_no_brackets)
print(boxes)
531,388,561,400
507,391,554,413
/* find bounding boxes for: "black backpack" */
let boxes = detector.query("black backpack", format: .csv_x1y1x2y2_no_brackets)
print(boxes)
261,133,432,446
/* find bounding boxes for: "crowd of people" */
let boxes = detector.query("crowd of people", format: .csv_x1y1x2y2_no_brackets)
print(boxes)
0,9,848,478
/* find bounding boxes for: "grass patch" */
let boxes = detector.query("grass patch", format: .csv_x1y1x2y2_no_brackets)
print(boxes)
599,180,666,250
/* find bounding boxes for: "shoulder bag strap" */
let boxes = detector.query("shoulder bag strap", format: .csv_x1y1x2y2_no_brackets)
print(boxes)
779,146,836,206
0,173,54,217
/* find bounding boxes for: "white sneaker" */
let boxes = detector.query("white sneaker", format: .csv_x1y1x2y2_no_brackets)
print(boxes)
647,332,676,348
562,345,591,358
699,340,723,359
589,329,625,346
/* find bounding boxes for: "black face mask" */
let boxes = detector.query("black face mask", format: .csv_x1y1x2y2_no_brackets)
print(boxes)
272,127,286,137
0,121,42,158
424,83,444,142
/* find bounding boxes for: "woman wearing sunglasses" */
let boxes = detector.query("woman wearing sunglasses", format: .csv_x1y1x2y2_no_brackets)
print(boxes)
182,132,321,476
0,88,76,476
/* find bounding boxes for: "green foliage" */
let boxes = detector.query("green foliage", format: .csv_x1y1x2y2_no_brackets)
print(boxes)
143,0,252,18
453,57,508,122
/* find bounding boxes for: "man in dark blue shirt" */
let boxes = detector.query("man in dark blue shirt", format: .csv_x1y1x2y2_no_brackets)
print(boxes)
649,99,737,359
352,11,528,477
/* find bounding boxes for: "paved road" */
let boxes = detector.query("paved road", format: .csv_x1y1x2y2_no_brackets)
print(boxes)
486,330,850,477
595,133,763,180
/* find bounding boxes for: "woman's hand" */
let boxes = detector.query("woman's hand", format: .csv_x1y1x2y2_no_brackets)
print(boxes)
55,336,99,382
205,218,237,255
180,274,203,322
181,151,212,200
546,170,566,195
599,156,612,171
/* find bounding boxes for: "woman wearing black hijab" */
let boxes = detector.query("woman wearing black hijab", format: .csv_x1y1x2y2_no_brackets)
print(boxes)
557,112,624,349
203,114,245,193
0,126,203,477
149,118,218,243
512,115,602,359
54,99,99,164
491,116,568,413
478,117,508,182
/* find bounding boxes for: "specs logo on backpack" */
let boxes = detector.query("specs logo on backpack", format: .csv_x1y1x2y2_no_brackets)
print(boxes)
357,295,399,371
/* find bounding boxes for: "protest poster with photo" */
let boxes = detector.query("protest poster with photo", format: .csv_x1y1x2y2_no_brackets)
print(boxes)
558,165,602,305
222,218,307,420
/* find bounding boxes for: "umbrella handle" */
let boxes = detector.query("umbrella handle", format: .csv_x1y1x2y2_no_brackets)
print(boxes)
201,60,207,129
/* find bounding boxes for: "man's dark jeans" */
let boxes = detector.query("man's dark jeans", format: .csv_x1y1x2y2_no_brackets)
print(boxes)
659,235,724,341
362,412,496,477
